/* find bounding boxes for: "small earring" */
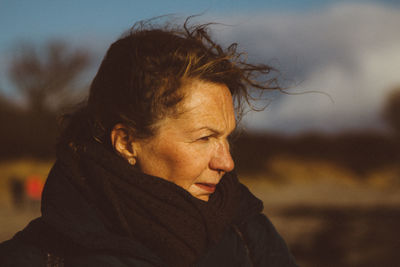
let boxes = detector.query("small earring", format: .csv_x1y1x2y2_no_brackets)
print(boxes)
128,157,136,166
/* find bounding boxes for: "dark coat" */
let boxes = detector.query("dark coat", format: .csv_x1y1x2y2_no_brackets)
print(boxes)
0,162,297,267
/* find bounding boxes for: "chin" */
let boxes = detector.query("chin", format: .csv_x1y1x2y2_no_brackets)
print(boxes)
195,195,210,202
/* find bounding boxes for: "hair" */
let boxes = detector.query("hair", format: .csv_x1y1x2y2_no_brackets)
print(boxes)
59,17,280,151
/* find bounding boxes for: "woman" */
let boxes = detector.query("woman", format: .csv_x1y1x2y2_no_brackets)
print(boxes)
0,19,297,266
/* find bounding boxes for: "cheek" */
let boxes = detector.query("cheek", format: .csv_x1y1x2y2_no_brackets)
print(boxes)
164,146,211,185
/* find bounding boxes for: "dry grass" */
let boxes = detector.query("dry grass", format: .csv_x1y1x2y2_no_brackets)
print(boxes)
0,159,52,241
239,155,400,208
0,158,53,207
238,155,400,266
1,157,399,265
1,156,399,209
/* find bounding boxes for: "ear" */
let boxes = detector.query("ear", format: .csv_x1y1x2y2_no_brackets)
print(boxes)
111,124,137,161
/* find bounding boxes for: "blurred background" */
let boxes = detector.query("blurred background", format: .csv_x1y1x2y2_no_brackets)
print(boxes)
1,0,400,266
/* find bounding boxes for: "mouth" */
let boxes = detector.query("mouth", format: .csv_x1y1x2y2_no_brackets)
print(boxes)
195,183,217,193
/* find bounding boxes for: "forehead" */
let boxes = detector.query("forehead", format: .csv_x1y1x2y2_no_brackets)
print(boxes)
175,79,236,129
182,80,232,107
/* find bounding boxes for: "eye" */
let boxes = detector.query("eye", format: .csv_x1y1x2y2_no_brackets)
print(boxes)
198,135,211,141
198,134,215,142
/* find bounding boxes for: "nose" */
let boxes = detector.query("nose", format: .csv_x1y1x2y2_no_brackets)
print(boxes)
209,140,235,173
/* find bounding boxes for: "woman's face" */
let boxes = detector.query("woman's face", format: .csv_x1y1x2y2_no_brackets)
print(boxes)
134,80,236,201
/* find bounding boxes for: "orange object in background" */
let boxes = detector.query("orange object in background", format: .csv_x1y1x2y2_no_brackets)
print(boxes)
25,175,44,200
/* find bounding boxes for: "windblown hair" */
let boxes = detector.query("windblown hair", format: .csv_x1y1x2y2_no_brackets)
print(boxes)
59,17,279,150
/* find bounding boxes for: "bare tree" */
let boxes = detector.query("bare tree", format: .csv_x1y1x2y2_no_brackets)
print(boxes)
8,40,90,113
2,40,91,158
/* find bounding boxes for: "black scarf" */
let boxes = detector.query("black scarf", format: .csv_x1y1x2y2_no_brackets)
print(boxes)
51,141,263,267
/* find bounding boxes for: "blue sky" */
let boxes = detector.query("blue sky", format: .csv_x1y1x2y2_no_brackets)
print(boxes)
2,0,320,49
1,0,400,134
1,0,395,48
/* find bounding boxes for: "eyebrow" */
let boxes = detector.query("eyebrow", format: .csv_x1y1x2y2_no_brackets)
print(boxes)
191,125,237,135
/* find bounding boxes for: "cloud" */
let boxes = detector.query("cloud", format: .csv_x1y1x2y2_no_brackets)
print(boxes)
212,2,400,133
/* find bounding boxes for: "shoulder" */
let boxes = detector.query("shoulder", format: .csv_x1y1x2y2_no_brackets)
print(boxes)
0,238,156,267
0,219,164,267
0,218,56,266
0,232,46,267
238,213,298,267
195,213,297,267
195,223,253,267
65,254,161,267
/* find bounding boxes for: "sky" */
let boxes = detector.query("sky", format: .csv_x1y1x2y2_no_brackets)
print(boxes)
1,0,400,134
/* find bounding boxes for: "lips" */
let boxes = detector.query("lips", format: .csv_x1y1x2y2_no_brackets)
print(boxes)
195,183,217,193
